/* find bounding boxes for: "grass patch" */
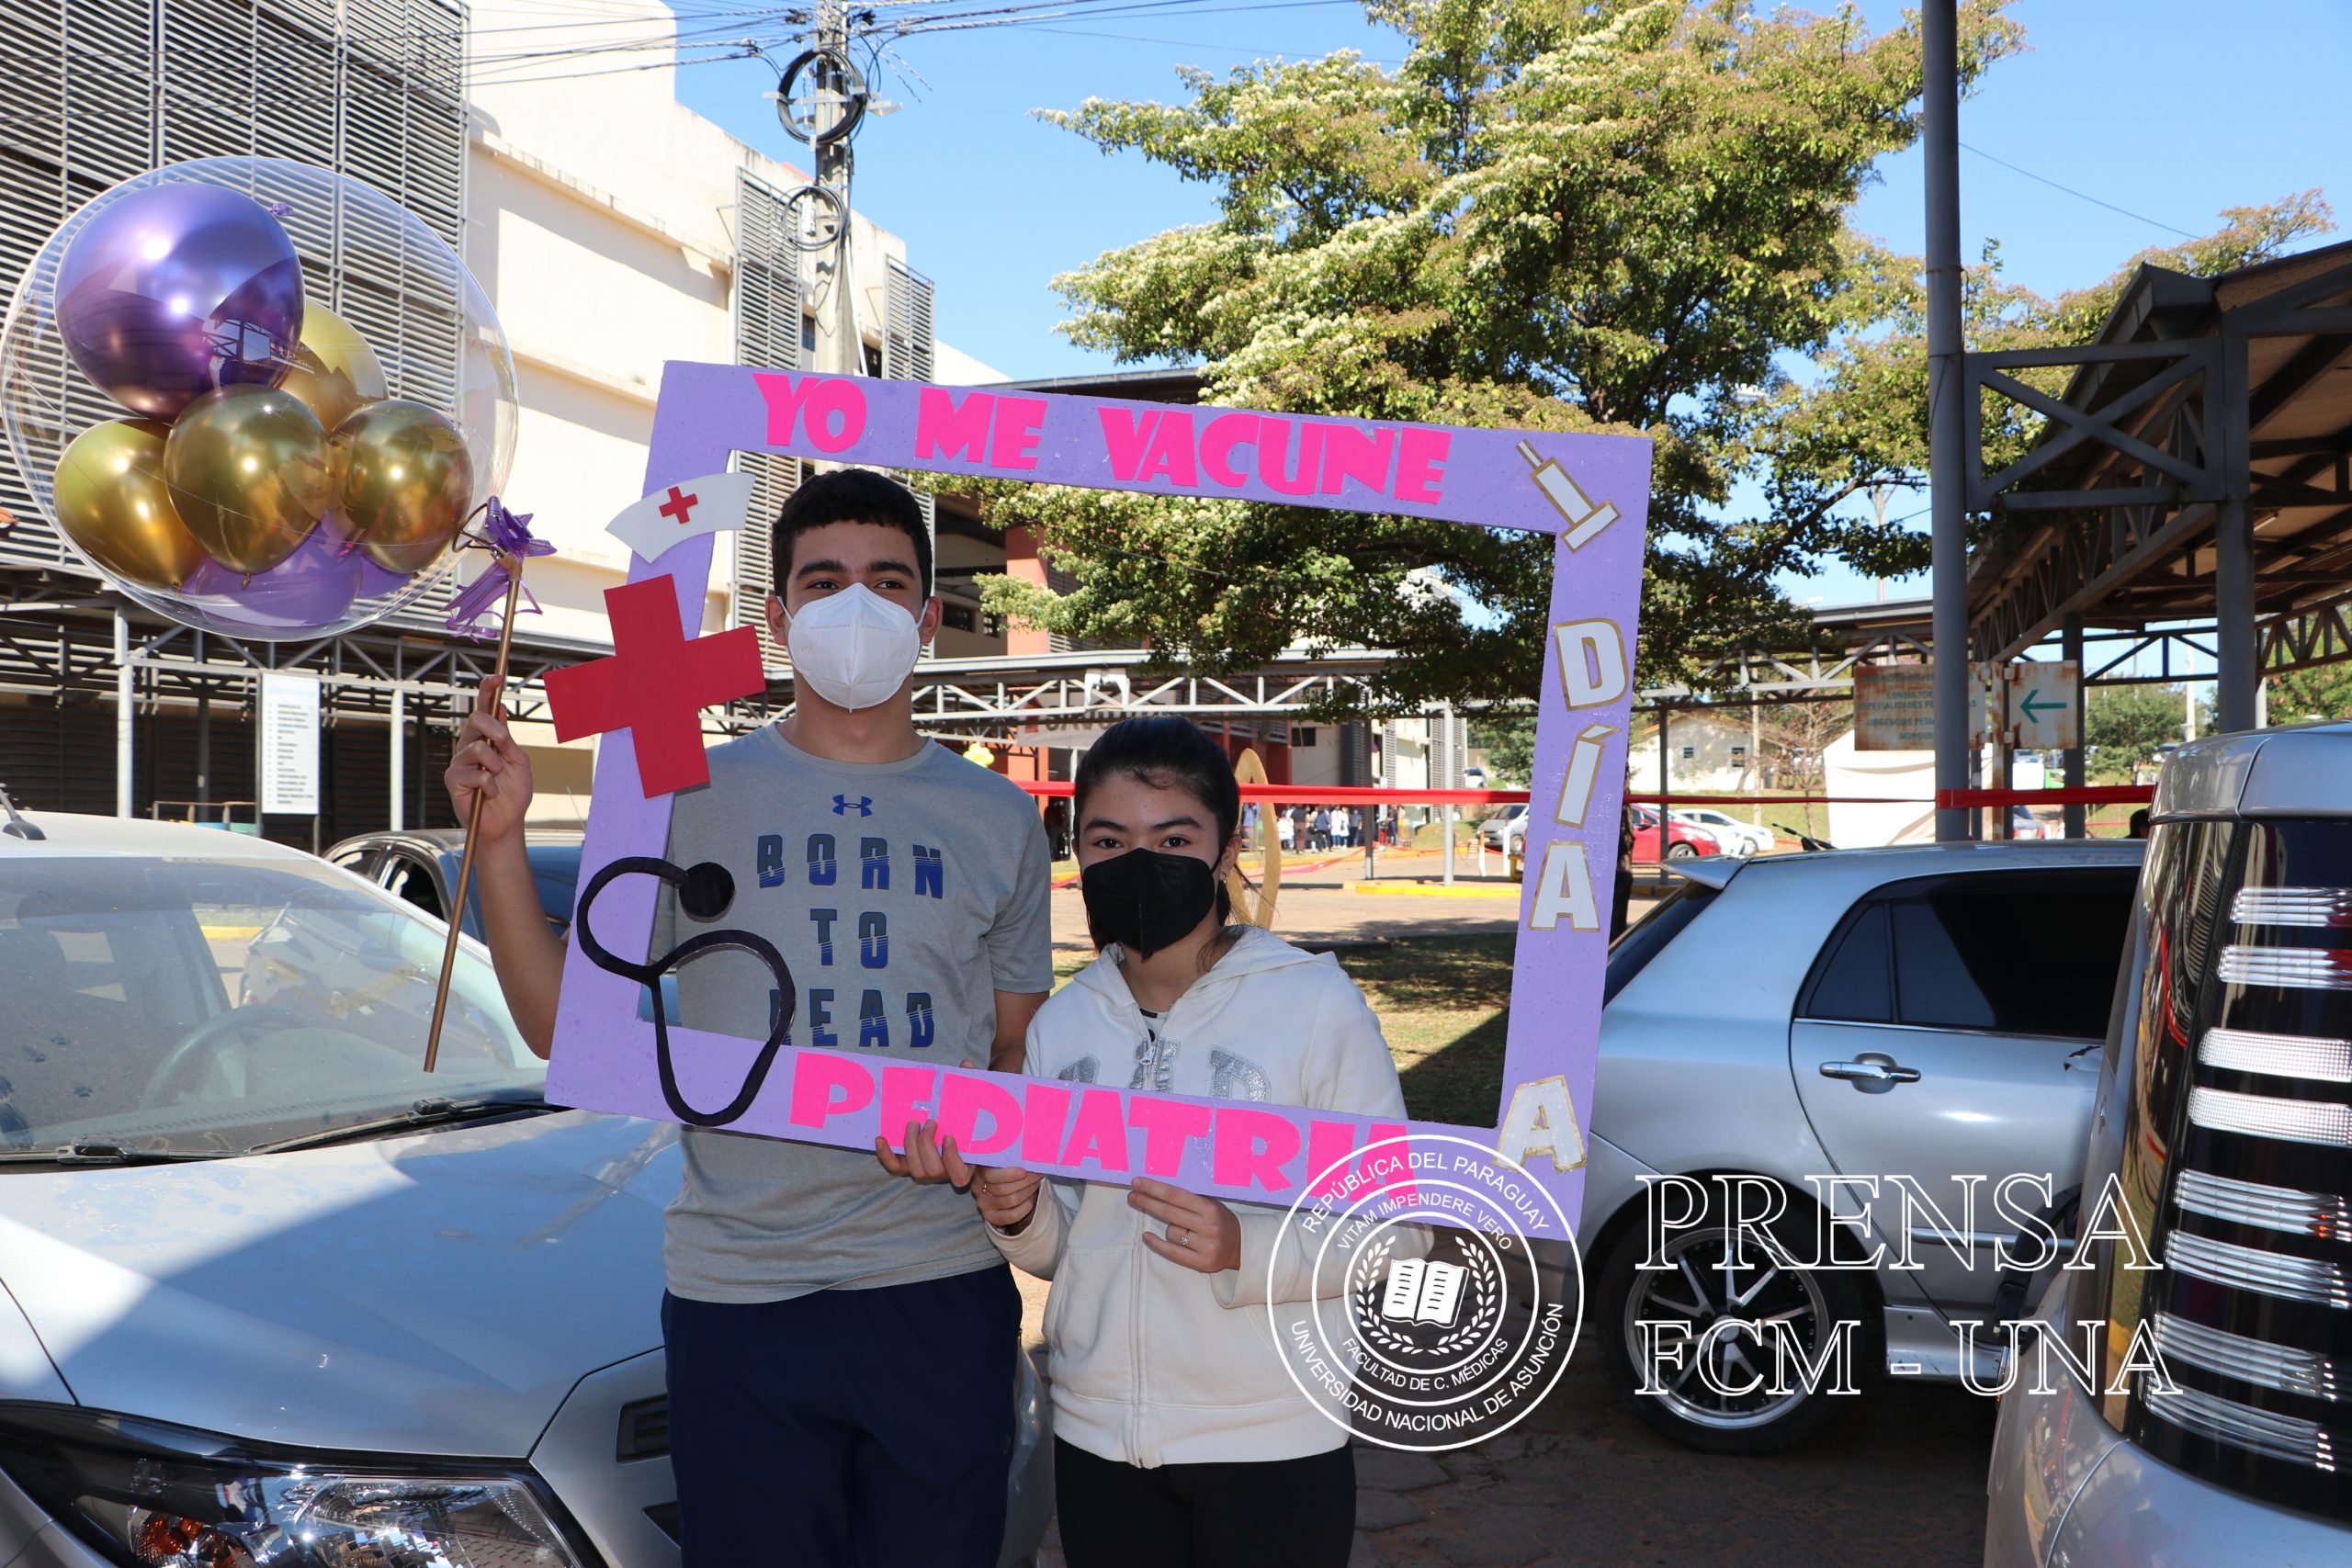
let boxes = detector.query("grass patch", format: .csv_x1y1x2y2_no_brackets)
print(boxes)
1332,933,1515,1126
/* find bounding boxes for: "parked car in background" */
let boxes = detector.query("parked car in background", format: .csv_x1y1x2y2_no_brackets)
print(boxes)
327,828,682,1028
1580,838,2143,1452
1480,803,1529,857
0,809,1049,1568
1631,803,1722,862
1984,721,2352,1565
2007,805,2060,840
1670,807,1777,857
328,825,584,938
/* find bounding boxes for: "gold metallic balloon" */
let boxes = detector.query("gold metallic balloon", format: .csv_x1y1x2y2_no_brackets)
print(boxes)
275,302,388,434
331,399,474,575
162,385,333,575
51,419,210,591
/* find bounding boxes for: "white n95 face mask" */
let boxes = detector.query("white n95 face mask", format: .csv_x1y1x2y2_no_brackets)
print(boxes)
785,583,924,710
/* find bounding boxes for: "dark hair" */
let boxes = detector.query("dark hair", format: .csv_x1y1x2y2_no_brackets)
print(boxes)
1073,716,1244,947
771,468,933,597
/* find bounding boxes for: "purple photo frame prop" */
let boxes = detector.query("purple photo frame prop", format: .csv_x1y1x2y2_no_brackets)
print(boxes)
545,363,1652,1224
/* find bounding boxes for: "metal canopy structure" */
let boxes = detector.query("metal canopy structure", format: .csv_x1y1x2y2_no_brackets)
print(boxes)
1964,240,2352,722
902,646,1395,735
0,567,597,838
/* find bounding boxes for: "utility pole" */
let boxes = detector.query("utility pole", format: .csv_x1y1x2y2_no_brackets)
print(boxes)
775,4,872,381
1925,0,1969,843
812,5,861,378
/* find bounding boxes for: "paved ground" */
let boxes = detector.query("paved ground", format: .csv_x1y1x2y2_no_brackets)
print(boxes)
1028,865,1988,1566
1014,1269,1994,1568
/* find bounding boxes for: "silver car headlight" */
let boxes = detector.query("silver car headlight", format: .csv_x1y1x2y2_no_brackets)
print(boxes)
0,1404,595,1568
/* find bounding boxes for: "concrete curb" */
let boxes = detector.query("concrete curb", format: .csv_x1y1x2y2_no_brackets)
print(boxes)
1347,881,1521,900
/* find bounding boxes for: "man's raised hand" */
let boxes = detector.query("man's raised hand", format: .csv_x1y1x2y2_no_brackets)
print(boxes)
443,674,535,848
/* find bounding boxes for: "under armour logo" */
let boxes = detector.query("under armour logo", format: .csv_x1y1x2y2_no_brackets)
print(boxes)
832,795,874,817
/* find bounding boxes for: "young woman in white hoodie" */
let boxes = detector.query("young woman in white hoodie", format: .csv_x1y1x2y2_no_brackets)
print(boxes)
944,715,1408,1568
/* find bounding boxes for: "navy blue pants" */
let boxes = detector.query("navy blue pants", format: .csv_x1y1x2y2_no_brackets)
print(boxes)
662,1266,1021,1568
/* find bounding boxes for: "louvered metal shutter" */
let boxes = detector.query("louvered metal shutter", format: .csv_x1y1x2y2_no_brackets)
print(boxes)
883,254,936,642
0,0,71,570
0,0,159,571
731,168,802,674
0,0,466,606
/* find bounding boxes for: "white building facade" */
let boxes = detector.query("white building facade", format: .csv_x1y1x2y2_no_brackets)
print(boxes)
463,5,1004,812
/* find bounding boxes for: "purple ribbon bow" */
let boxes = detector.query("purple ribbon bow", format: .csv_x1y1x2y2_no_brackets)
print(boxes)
446,496,556,641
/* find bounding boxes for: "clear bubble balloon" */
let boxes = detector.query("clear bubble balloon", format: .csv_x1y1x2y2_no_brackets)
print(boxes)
0,157,519,640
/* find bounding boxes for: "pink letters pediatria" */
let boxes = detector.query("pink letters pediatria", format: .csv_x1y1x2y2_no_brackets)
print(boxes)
764,1045,1419,1206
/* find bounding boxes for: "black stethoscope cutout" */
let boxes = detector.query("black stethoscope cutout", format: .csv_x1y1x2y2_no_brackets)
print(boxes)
574,855,797,1128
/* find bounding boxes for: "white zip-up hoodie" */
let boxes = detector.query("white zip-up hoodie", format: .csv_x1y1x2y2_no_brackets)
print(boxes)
989,925,1409,1468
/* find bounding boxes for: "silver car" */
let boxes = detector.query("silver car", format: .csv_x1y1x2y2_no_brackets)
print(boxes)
0,808,1048,1567
1984,721,2352,1564
1579,838,2144,1452
1479,803,1529,856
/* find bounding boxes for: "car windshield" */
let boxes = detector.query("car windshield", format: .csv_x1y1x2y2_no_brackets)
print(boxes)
0,855,542,1157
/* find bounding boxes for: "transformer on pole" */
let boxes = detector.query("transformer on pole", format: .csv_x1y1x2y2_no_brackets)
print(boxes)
773,8,872,378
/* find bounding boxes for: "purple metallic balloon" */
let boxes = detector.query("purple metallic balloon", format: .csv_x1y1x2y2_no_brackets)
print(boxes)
185,519,364,633
53,184,306,420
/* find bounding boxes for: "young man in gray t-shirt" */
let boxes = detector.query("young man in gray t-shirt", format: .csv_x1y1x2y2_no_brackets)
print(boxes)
447,469,1052,1567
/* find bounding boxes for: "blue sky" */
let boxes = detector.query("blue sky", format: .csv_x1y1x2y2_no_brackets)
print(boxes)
655,0,2348,615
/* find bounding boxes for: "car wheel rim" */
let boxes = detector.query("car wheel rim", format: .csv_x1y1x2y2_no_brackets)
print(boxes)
1622,1225,1833,1430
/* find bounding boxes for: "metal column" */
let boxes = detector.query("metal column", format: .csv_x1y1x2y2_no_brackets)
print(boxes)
1440,700,1456,886
389,685,406,832
2214,329,2257,732
194,632,210,809
1925,0,1969,841
113,612,133,818
2061,615,2086,838
1995,740,2013,839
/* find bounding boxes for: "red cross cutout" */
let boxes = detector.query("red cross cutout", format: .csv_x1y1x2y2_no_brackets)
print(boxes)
544,575,765,797
658,485,699,525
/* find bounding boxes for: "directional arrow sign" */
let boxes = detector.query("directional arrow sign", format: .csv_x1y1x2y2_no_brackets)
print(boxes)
2003,662,2080,750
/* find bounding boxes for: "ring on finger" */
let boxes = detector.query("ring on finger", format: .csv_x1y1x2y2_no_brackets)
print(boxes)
1177,1225,1191,1248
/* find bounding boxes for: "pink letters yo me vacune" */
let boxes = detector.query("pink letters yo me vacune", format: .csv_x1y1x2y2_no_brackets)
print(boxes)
753,372,1453,507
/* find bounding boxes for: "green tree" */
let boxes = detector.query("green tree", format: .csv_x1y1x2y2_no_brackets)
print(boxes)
2266,659,2352,725
1749,199,2332,585
1471,711,1538,786
2085,684,2188,781
976,0,2332,716
977,0,2026,711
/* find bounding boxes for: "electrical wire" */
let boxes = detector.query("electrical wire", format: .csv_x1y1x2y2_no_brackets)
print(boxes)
882,0,1363,38
0,14,784,75
0,33,788,140
1958,140,2199,241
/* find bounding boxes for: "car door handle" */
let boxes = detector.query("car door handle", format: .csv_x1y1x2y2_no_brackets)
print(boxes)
1819,1059,1922,1085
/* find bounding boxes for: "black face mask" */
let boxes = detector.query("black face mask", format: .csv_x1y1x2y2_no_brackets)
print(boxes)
1080,848,1221,959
